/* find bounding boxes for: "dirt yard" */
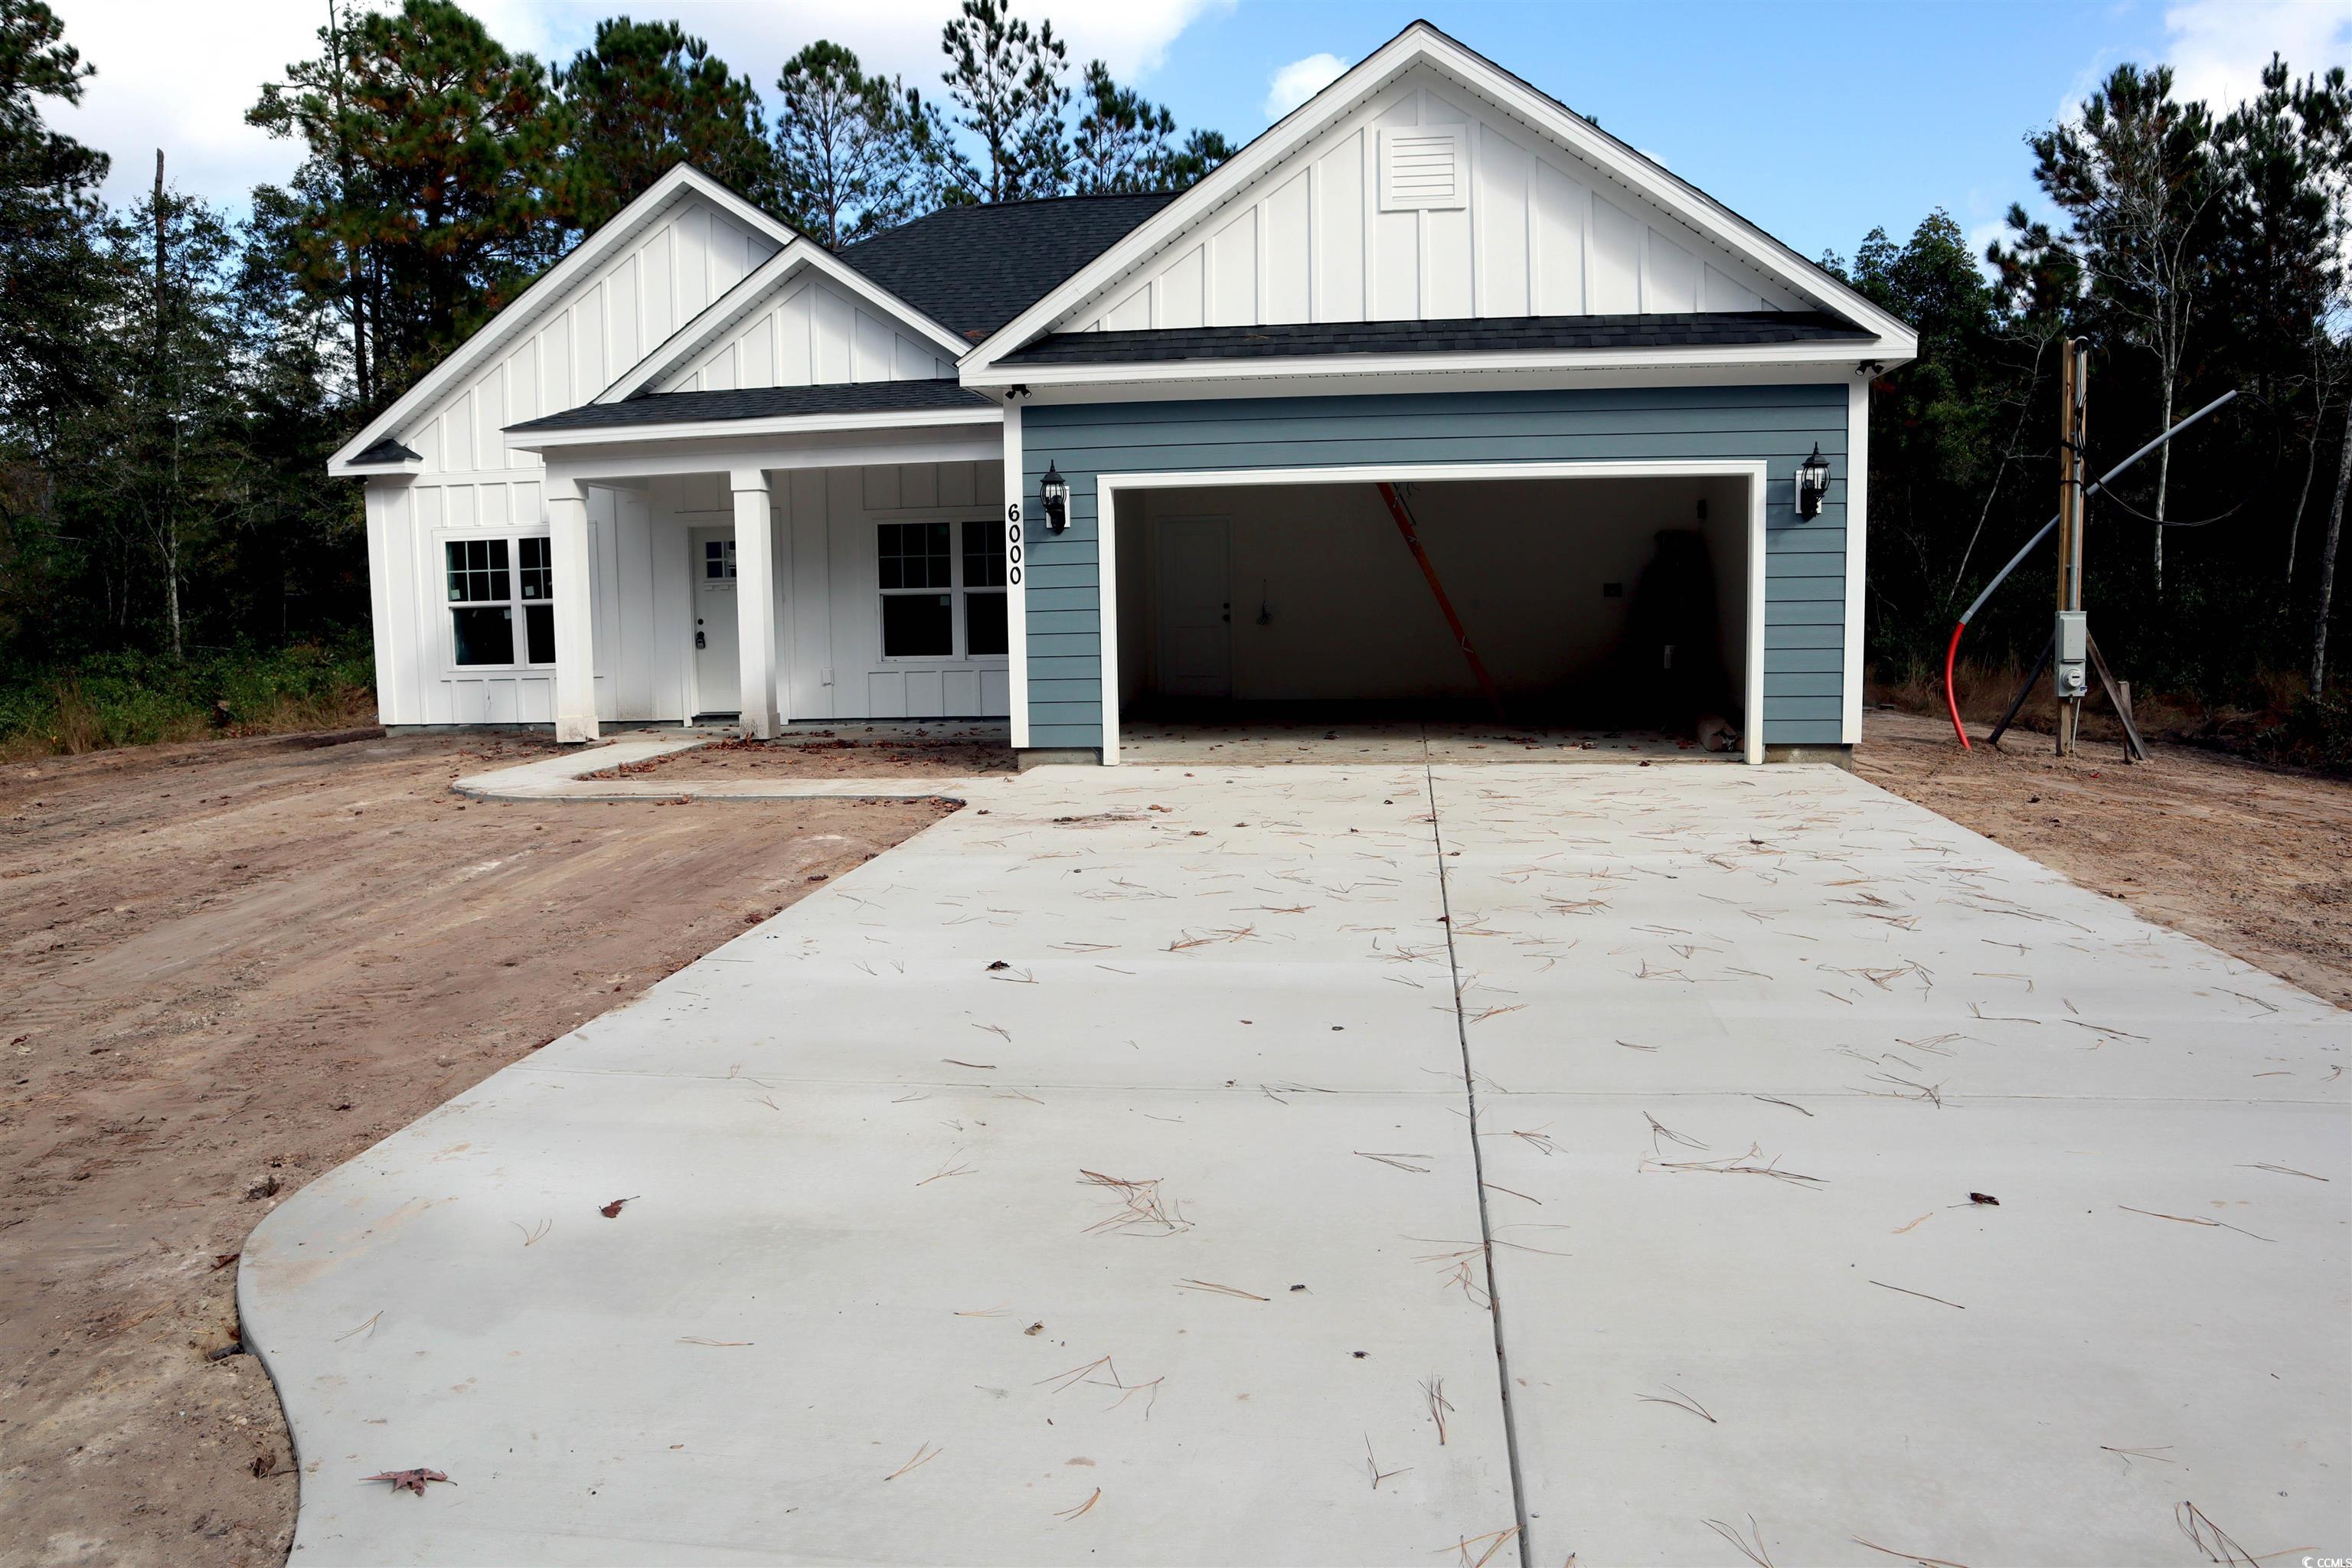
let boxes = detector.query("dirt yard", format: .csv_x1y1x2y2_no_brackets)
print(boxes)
1857,707,2352,1008
587,724,1016,780
0,731,951,1568
6,714,2347,1568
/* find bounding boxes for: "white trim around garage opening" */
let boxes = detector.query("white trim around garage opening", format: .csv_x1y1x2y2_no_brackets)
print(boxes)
1093,458,1769,767
1842,378,1870,746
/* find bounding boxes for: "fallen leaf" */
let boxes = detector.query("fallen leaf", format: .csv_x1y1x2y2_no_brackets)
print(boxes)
599,1195,639,1219
364,1468,452,1497
1968,1192,2000,1206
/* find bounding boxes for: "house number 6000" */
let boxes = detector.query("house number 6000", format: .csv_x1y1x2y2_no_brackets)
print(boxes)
1005,506,1022,585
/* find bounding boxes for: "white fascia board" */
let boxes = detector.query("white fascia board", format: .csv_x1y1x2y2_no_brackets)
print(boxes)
508,403,1001,453
533,425,1001,484
325,165,799,475
1015,361,1867,406
335,456,424,479
594,239,970,405
977,338,1897,393
961,21,1916,376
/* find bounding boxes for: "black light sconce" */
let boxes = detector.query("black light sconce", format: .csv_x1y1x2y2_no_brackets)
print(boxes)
1039,462,1070,533
1796,443,1830,521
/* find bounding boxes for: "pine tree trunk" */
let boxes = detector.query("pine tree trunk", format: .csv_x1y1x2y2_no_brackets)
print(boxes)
153,150,182,661
2287,404,2320,583
2151,372,2173,591
350,255,370,405
2313,406,2352,697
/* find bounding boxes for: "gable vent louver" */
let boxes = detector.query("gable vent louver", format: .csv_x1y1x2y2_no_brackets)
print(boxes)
1379,125,1468,211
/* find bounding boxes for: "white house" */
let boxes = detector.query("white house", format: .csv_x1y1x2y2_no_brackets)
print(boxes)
328,21,1914,765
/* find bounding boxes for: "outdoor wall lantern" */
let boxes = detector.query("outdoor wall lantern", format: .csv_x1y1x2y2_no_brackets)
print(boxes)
1796,444,1831,521
1040,462,1070,532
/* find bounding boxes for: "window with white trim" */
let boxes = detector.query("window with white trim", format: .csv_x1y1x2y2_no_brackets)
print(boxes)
446,537,554,667
962,518,1007,656
877,520,1008,660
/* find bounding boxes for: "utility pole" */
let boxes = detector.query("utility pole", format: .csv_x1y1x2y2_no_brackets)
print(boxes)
2053,338,2089,756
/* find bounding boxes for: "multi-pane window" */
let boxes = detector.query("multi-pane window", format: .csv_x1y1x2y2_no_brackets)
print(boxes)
703,539,736,580
877,521,1008,660
878,522,954,657
962,519,1008,657
446,537,554,667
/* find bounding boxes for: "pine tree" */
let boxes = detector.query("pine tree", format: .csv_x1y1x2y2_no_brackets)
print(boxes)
248,0,565,397
554,17,776,232
939,0,1069,203
773,41,950,248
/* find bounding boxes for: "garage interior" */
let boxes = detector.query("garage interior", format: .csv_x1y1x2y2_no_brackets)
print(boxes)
1110,475,1753,759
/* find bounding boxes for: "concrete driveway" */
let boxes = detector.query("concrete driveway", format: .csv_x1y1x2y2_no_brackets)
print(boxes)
242,759,2350,1566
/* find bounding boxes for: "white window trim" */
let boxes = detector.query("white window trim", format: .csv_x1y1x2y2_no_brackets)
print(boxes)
874,518,1011,666
1095,459,1769,766
437,531,560,675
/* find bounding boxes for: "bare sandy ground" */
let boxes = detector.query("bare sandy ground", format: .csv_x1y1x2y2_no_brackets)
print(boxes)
5,711,2346,1567
1857,707,2352,1008
0,731,949,1568
588,726,1016,781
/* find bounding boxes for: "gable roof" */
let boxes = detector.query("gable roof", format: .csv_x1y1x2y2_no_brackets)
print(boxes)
835,193,1177,344
960,20,1915,384
325,164,799,477
594,237,971,404
998,312,1874,368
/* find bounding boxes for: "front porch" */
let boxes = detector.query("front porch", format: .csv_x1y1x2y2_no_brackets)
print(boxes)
511,390,1008,743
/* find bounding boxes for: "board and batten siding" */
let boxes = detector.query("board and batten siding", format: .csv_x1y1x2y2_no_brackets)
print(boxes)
1050,64,1802,337
366,190,781,726
1018,383,1849,750
652,270,959,394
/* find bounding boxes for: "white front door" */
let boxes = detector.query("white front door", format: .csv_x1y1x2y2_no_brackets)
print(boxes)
1156,517,1232,699
690,528,740,716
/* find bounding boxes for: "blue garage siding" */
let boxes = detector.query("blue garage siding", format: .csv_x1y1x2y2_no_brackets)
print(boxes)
1018,384,1850,750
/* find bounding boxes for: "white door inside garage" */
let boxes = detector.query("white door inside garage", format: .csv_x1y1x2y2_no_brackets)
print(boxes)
1104,467,1760,759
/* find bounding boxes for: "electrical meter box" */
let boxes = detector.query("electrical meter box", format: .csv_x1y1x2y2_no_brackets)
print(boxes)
2053,610,2089,698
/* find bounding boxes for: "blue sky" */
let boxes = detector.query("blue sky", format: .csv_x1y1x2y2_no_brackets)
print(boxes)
51,0,2352,269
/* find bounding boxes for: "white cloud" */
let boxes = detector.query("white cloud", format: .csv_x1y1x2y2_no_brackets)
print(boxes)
50,0,1227,212
2162,0,2352,111
1263,51,1345,120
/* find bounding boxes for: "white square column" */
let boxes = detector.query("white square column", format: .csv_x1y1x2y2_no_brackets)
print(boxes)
730,467,779,738
546,472,599,743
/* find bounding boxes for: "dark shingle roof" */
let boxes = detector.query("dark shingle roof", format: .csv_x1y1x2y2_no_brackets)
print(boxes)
998,312,1873,367
508,380,993,435
348,436,421,465
835,194,1178,343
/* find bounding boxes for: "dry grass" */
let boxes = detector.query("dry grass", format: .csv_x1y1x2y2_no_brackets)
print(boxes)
1868,659,2310,754
0,682,377,762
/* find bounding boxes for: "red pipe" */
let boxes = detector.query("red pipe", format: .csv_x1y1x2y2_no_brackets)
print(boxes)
1943,620,1970,750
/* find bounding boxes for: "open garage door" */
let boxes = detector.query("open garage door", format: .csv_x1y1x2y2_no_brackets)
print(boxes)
1101,468,1760,763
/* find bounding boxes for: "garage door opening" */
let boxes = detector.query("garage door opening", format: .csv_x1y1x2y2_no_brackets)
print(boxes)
1102,470,1759,763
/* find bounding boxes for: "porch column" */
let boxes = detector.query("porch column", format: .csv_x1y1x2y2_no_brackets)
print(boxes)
546,472,599,743
730,467,779,738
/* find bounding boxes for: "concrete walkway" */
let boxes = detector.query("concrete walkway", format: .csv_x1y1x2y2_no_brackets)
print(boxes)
242,759,2349,1566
